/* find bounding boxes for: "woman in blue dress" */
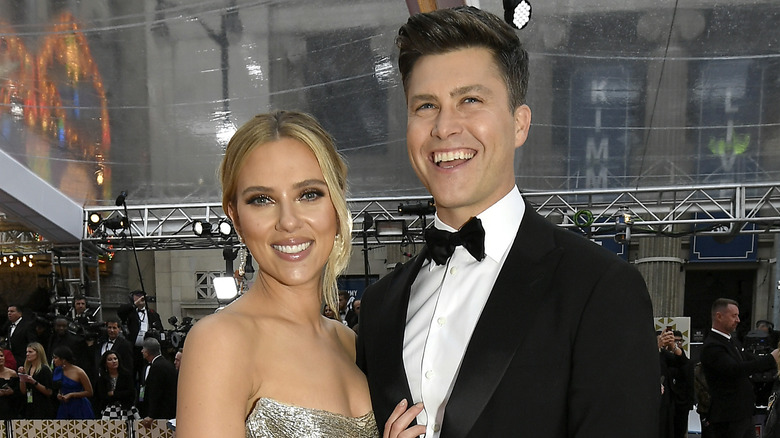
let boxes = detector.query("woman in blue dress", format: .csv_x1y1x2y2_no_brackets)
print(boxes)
51,346,94,419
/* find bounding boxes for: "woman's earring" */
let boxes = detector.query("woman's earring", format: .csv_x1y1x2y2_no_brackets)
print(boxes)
238,247,247,277
237,235,247,277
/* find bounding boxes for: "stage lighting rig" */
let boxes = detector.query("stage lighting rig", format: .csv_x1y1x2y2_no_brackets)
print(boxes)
398,200,436,216
103,215,129,230
192,218,234,239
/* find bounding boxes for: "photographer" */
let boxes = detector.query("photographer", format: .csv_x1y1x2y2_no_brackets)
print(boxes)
117,290,162,383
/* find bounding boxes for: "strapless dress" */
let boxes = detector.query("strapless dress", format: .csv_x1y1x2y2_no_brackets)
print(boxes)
245,397,379,438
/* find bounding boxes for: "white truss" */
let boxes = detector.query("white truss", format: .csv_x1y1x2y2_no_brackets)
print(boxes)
68,182,780,252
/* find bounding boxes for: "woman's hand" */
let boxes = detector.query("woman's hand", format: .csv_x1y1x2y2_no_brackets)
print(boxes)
383,399,427,438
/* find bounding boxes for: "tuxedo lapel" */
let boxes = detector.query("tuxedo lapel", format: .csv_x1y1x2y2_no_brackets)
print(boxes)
441,209,565,438
369,251,429,415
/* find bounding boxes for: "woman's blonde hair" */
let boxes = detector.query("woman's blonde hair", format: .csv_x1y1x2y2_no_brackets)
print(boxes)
219,111,352,314
24,342,48,376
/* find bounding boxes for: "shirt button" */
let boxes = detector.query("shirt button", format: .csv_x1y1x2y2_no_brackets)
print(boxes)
437,317,447,326
450,266,458,275
433,424,441,432
425,370,434,380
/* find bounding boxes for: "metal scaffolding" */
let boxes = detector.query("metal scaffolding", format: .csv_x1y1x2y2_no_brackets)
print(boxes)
74,182,780,252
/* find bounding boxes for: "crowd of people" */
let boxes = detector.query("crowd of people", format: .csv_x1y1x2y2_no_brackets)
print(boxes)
0,296,180,424
657,298,780,438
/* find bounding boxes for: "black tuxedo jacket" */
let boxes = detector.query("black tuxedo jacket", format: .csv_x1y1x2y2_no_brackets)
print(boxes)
4,317,37,367
117,305,163,346
95,336,135,376
700,331,776,423
143,356,177,419
357,206,659,437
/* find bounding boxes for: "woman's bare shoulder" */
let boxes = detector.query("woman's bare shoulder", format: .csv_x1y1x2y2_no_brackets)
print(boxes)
328,318,357,357
183,306,259,353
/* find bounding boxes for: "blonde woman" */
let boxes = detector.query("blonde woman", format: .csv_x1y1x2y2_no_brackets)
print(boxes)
176,111,423,438
17,342,55,419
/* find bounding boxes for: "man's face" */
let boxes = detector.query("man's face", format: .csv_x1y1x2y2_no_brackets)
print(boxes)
353,300,361,315
338,294,348,311
174,352,182,370
141,347,150,362
106,322,120,340
405,47,531,227
7,307,20,323
717,304,741,334
74,300,86,314
54,319,68,336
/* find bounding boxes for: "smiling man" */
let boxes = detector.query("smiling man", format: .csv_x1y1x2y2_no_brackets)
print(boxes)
357,6,659,437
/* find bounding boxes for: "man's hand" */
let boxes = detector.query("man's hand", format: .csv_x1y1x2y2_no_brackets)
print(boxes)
141,417,154,428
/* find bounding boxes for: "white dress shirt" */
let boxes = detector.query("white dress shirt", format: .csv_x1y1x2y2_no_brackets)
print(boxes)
135,309,149,347
403,187,525,437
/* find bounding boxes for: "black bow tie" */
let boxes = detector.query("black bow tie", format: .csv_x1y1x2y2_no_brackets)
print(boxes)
424,217,486,266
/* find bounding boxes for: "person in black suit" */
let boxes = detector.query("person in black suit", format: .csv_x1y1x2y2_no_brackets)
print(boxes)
138,338,176,427
95,318,134,381
4,305,37,368
701,298,779,438
338,290,358,328
356,6,659,437
117,290,163,381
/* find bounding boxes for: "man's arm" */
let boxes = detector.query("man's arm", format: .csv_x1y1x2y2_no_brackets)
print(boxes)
701,341,777,378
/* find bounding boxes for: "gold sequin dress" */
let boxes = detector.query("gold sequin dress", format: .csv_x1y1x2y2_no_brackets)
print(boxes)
245,398,379,438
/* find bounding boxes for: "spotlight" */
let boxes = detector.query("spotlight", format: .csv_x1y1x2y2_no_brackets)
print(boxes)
398,200,436,216
504,0,532,30
104,216,129,230
213,276,238,301
193,220,212,236
375,219,407,243
88,212,102,227
218,219,233,238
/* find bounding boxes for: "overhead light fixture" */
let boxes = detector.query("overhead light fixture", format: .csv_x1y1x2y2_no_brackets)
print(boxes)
504,0,532,30
104,215,129,230
88,212,102,228
193,220,212,236
375,219,407,243
213,276,238,301
398,200,436,216
218,219,233,238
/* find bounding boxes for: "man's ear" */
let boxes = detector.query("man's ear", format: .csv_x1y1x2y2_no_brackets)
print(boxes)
513,104,532,150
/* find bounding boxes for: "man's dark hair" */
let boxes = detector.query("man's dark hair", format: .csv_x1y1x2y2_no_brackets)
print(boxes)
104,317,121,326
711,298,738,319
396,6,529,110
7,304,23,314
